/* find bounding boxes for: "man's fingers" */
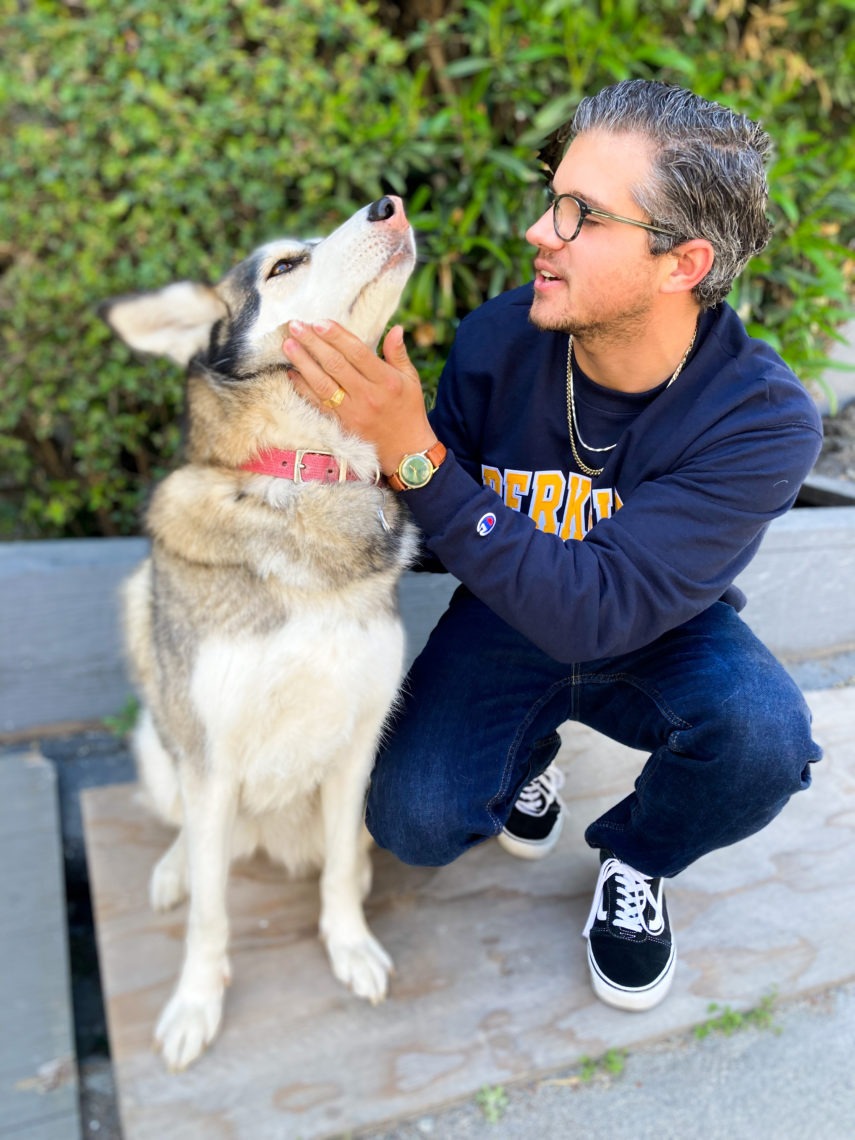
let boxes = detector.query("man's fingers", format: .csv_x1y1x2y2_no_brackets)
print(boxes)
290,319,380,380
281,320,421,442
282,329,353,408
285,323,348,380
285,366,330,411
381,324,416,377
321,385,347,410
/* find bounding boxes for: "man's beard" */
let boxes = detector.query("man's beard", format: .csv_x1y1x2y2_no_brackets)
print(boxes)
529,291,653,346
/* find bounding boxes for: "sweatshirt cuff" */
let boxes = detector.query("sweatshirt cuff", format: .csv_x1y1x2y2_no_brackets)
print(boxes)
398,449,497,542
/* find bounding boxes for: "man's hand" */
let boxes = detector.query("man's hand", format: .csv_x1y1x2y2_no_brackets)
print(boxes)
283,320,437,476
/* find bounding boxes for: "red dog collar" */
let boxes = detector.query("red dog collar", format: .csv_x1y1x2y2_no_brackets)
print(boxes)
240,448,371,484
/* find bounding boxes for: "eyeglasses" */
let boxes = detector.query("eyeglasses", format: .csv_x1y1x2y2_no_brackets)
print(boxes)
548,191,679,243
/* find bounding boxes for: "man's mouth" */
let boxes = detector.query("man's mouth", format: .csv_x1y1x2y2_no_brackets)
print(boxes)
534,265,564,290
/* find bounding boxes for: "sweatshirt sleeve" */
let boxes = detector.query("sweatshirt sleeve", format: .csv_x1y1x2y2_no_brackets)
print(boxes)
399,420,822,664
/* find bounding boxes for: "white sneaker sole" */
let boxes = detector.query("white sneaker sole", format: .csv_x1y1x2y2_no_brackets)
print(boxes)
586,940,677,1012
497,810,564,860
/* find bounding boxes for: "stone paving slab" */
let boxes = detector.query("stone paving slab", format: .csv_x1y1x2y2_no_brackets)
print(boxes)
82,688,854,1140
0,752,81,1140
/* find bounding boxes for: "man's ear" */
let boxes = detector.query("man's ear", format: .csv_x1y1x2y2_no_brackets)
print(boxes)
659,239,716,296
99,282,228,365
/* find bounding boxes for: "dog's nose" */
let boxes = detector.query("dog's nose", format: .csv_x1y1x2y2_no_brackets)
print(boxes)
366,195,409,232
367,196,397,223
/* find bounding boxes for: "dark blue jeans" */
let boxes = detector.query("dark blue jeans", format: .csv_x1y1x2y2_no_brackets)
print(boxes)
366,588,821,878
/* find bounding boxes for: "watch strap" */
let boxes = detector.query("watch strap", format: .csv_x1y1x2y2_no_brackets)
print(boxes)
388,441,447,491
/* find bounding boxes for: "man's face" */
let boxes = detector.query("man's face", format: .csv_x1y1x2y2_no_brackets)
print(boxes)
526,130,674,342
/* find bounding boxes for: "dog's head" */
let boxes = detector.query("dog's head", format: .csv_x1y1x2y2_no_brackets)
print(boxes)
101,196,416,379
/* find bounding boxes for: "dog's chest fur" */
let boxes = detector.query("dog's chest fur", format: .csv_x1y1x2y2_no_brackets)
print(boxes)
190,603,406,815
136,469,417,817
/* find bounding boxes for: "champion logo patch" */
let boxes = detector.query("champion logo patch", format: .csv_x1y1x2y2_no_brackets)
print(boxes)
476,512,497,536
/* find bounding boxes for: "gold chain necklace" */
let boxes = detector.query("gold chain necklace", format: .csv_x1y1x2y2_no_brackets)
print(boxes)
565,323,699,478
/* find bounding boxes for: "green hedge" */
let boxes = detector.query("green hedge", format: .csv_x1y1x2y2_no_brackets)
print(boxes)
2,0,852,538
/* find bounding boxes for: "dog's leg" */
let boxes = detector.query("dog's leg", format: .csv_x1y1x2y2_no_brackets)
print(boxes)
154,766,236,1071
150,830,188,911
132,706,183,826
319,722,392,1005
150,811,262,913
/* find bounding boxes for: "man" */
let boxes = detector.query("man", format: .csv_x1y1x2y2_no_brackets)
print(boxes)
283,80,823,1012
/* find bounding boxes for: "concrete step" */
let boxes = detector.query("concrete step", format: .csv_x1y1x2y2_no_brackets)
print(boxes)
4,509,855,737
0,752,81,1140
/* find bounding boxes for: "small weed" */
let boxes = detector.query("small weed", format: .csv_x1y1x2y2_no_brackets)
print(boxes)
601,1048,626,1076
102,695,140,738
578,1048,626,1082
694,991,779,1039
578,1056,597,1082
475,1084,509,1124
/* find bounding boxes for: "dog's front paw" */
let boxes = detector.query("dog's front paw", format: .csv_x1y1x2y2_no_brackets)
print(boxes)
154,984,225,1072
326,931,393,1005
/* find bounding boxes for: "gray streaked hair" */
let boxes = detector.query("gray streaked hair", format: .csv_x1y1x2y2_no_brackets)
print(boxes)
565,80,774,307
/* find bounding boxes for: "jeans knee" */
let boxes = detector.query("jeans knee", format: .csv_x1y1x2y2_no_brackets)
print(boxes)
684,679,821,795
365,779,470,867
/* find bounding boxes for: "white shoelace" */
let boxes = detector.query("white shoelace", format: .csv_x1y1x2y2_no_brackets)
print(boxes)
582,856,665,939
514,764,566,818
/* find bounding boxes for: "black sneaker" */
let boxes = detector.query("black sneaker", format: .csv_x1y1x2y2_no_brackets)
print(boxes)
582,849,676,1011
498,764,565,860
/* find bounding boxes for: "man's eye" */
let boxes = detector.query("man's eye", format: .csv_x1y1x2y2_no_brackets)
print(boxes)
268,255,307,278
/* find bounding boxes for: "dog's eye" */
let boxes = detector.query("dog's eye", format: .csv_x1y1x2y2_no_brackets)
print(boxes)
268,255,307,279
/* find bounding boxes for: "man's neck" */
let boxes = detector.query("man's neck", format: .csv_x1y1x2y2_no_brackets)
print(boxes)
572,306,702,394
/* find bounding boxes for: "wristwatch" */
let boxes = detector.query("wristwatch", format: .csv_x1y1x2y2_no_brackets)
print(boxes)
388,441,447,492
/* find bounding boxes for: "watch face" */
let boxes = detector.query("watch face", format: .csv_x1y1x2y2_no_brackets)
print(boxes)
399,452,433,488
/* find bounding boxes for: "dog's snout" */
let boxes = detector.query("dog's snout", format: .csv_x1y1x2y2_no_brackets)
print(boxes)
367,197,396,223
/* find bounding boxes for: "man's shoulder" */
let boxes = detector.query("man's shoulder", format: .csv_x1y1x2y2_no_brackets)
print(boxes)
695,304,822,432
707,303,794,383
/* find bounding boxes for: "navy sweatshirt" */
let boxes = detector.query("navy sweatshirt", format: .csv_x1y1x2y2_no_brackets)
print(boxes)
402,283,823,664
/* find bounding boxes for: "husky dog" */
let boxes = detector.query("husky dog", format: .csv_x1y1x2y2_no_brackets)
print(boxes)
101,196,418,1071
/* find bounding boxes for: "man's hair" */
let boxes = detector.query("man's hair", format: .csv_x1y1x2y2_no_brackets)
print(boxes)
557,80,774,307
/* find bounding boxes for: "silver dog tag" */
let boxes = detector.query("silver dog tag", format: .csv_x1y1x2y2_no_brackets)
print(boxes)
377,506,392,534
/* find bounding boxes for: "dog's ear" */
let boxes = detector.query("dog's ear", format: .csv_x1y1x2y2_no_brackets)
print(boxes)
99,282,228,365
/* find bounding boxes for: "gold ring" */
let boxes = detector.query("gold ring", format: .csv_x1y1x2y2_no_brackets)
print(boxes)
322,386,346,410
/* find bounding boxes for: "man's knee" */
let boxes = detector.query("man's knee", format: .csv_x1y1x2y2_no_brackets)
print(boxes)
686,670,820,795
365,789,466,867
365,762,495,867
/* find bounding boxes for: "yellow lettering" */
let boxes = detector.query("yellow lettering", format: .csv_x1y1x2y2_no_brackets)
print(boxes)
529,471,566,534
504,469,532,512
593,488,614,522
559,473,592,541
481,465,621,537
482,466,502,496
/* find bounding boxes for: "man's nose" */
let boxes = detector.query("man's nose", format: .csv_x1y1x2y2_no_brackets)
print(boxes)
525,207,563,249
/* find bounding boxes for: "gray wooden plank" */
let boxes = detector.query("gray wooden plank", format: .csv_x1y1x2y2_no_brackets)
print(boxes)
0,754,81,1139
